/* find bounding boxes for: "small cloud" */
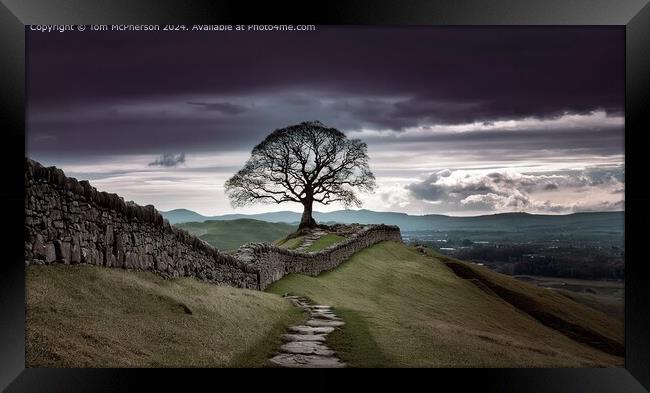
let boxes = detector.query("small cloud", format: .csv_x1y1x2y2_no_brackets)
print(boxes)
544,183,559,191
149,153,186,167
187,101,247,115
404,171,449,202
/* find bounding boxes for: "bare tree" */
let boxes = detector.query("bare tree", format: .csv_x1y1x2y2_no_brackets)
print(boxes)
225,121,376,229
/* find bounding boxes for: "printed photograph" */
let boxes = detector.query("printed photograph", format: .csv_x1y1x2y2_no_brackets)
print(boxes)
25,26,624,368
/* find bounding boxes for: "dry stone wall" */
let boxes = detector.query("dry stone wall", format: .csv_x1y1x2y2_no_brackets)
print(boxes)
24,158,259,289
235,225,402,289
24,158,402,290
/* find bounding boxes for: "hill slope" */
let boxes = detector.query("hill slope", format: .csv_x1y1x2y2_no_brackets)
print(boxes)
267,241,623,367
26,241,623,368
176,219,296,250
26,265,303,367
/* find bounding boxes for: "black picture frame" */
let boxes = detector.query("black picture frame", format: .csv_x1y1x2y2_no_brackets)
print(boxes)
1,1,648,391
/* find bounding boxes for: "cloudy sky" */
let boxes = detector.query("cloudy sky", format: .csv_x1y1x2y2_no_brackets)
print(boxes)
27,26,624,216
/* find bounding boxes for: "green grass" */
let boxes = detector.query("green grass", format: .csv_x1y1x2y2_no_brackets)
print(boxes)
267,241,623,367
276,235,305,250
513,275,624,321
26,264,303,367
426,248,624,356
326,307,392,367
26,239,624,368
177,219,296,251
305,234,346,252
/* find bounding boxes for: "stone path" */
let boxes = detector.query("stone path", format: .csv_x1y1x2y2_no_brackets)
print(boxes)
269,295,346,368
294,230,329,252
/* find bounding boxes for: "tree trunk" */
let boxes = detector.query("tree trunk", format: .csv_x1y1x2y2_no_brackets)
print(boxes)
299,198,317,229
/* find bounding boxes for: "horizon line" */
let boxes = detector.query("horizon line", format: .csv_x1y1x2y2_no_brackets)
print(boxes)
161,207,625,219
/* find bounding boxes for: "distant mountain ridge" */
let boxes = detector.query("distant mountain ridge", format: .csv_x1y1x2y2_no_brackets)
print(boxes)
161,208,623,233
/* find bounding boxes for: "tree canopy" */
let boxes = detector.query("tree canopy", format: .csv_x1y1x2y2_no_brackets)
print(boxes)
224,121,376,228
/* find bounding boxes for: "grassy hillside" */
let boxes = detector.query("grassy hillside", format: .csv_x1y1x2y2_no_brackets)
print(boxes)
514,275,624,321
177,219,296,250
267,241,623,367
276,232,346,252
555,289,624,321
26,265,303,367
275,235,305,249
305,234,346,252
26,240,623,368
432,250,623,357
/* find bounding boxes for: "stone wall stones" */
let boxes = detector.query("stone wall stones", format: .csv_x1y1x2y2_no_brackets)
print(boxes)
25,158,259,289
235,224,402,289
25,158,402,290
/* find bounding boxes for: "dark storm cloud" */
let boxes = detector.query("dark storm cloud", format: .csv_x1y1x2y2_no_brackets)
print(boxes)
148,153,186,167
365,126,625,160
26,26,624,159
405,174,447,201
27,114,273,157
187,102,248,115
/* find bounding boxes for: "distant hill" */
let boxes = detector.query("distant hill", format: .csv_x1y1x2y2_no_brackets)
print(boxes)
161,208,211,224
162,208,623,234
176,219,296,250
